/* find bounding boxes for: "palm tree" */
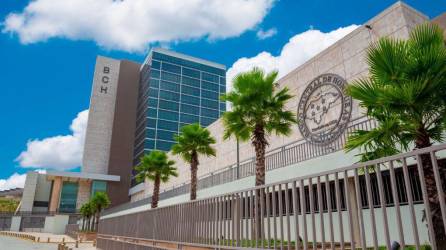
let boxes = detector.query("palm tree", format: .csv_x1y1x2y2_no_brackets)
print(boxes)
172,123,216,200
91,192,111,232
221,67,297,240
345,23,446,248
79,202,94,231
135,150,178,208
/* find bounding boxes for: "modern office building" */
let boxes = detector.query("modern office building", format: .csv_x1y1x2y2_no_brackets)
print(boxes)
98,2,446,249
132,48,226,185
11,49,226,233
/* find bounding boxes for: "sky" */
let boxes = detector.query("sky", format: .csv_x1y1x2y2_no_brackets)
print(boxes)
0,0,444,190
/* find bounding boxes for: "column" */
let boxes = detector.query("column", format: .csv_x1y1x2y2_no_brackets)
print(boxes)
49,177,63,212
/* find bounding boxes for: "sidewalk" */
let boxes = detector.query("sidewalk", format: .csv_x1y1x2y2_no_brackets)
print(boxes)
0,231,96,249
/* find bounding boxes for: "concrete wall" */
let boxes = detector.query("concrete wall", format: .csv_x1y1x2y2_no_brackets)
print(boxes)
20,172,38,211
43,215,70,234
10,216,21,231
82,56,121,175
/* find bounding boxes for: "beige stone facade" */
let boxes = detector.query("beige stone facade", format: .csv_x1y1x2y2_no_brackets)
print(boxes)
76,180,92,209
130,2,430,201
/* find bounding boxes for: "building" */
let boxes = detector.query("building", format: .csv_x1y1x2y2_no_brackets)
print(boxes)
98,2,446,249
11,49,226,233
131,48,226,186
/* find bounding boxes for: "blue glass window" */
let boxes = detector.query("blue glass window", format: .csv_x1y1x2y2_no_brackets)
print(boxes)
146,129,155,138
201,108,218,118
151,60,161,69
158,110,178,121
180,114,199,124
182,85,200,96
156,140,174,151
182,95,200,105
159,100,179,111
182,76,200,88
182,68,200,79
59,182,78,213
144,139,155,149
202,81,219,92
148,98,158,107
158,119,178,131
147,118,157,128
157,130,176,141
162,62,181,74
201,99,218,109
151,70,160,79
181,103,199,115
91,181,107,196
149,78,159,88
219,85,226,94
159,90,180,102
161,71,180,83
202,72,219,83
149,88,159,98
201,117,215,127
220,77,226,85
220,102,226,112
147,108,157,118
160,80,180,92
202,90,219,100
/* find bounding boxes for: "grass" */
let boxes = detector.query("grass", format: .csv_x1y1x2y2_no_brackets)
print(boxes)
0,198,19,213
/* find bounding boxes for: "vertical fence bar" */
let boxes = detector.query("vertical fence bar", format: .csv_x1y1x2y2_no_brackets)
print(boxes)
401,158,420,249
334,172,344,249
308,177,316,249
279,184,284,249
343,170,355,250
266,186,271,249
272,184,278,249
375,164,391,249
415,154,437,249
285,183,291,250
250,190,255,247
364,167,378,249
245,190,249,247
292,181,301,250
388,161,405,248
325,174,334,250
354,169,366,249
300,179,308,250
430,151,446,233
317,176,326,250
260,188,266,249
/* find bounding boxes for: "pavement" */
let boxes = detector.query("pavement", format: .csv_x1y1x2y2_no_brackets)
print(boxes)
0,234,97,250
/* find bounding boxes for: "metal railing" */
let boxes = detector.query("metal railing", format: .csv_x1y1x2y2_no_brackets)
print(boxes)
105,117,375,216
98,143,446,249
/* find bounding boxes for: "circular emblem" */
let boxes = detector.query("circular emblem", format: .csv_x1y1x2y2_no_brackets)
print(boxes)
297,73,352,145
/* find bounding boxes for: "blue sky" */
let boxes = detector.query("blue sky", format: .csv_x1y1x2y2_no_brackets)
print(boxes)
0,0,444,189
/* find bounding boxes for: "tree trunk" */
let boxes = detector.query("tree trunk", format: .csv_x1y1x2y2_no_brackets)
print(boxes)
190,151,199,201
87,217,90,231
252,124,267,241
152,175,161,208
95,207,101,232
415,127,446,249
82,217,85,231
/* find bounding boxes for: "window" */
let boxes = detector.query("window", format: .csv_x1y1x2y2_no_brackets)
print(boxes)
144,139,155,149
158,110,179,121
151,60,161,69
181,95,200,105
59,182,78,213
182,76,200,88
181,103,199,115
162,62,181,74
220,85,226,93
201,117,215,127
147,108,157,118
182,68,200,79
220,77,226,85
158,119,178,131
156,140,174,151
220,102,226,112
181,85,200,97
160,80,180,92
157,130,176,141
151,70,160,79
159,90,180,102
149,78,159,88
202,89,219,100
146,129,155,138
148,88,159,98
159,100,179,112
91,181,107,196
202,81,219,92
180,114,199,124
201,99,219,109
202,72,219,83
201,108,218,118
148,98,158,108
147,118,157,128
161,71,180,83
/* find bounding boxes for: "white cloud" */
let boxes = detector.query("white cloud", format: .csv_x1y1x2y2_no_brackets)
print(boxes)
2,0,275,52
256,27,277,40
0,170,46,191
226,25,359,92
16,110,88,171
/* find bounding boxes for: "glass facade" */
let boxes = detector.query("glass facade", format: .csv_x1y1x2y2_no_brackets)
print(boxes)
58,182,78,213
132,49,226,186
91,180,107,196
